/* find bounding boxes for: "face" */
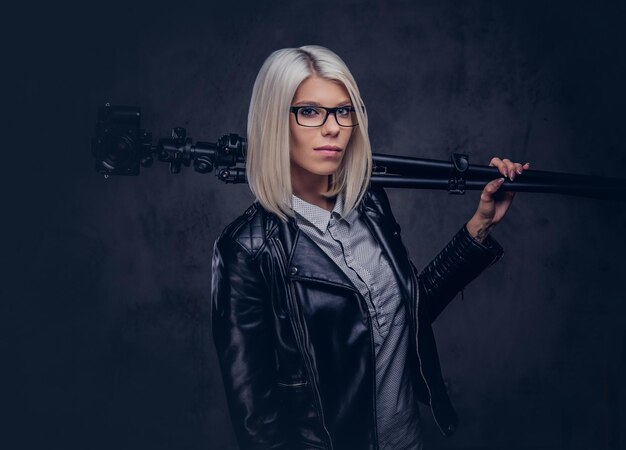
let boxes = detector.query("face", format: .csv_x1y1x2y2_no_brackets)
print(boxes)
289,76,354,191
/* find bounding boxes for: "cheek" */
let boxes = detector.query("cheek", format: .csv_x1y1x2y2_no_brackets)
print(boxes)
289,127,315,155
343,129,354,147
289,121,307,151
289,136,310,169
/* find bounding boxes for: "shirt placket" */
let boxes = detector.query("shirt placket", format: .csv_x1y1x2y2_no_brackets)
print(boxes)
328,217,387,334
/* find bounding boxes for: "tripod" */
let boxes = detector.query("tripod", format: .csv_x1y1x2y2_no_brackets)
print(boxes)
92,105,626,202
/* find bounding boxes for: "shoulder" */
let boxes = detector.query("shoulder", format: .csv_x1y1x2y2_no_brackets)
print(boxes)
214,201,279,258
360,185,403,234
362,184,395,217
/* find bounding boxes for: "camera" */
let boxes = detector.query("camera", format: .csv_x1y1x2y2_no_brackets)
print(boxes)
91,105,152,176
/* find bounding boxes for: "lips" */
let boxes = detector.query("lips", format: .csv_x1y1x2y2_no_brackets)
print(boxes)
314,145,342,152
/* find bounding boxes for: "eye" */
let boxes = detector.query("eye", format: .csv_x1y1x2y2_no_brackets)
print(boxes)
299,107,320,117
336,106,354,117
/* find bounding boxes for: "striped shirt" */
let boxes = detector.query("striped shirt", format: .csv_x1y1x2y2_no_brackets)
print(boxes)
291,191,423,450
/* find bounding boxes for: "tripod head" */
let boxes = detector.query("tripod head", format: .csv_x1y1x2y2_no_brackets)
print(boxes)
91,104,247,182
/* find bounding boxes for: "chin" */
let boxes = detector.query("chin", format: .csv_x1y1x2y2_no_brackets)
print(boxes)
313,164,342,176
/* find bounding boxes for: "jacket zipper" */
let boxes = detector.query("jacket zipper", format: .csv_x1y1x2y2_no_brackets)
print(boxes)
288,254,381,448
409,265,446,435
276,381,308,388
364,295,379,449
289,275,359,294
272,237,334,450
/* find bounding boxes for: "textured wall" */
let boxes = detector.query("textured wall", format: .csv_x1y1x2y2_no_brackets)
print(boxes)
5,1,626,449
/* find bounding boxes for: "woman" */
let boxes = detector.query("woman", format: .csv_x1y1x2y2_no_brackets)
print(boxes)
212,45,529,450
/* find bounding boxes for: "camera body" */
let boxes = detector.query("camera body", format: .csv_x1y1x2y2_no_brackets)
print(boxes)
91,105,152,176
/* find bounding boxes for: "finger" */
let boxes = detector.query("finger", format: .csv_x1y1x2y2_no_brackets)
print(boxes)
502,158,517,180
501,190,516,209
482,177,505,200
489,156,502,168
489,157,509,178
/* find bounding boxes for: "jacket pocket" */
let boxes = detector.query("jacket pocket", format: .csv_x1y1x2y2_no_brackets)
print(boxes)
276,380,328,449
276,380,309,391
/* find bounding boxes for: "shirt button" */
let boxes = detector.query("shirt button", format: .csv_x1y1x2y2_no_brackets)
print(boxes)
289,266,298,275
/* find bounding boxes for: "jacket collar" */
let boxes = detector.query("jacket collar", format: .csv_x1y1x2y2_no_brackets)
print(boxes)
275,205,356,291
273,189,413,302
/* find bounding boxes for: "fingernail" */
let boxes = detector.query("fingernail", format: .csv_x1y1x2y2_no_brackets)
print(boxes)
498,177,505,183
510,170,515,180
516,168,523,175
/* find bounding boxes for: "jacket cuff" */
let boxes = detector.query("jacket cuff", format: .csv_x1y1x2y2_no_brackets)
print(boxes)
460,223,505,266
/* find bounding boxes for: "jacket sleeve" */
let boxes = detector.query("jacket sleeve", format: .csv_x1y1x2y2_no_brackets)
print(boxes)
368,184,504,323
211,234,288,450
415,224,504,322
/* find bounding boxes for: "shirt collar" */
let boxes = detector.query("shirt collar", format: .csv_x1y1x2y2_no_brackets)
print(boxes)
291,190,353,233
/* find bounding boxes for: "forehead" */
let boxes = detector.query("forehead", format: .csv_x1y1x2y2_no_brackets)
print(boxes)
292,76,350,104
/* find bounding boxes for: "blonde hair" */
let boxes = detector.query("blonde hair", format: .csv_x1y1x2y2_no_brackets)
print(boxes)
246,45,372,222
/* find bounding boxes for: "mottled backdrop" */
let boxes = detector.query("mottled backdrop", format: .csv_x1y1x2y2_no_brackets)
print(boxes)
4,1,626,449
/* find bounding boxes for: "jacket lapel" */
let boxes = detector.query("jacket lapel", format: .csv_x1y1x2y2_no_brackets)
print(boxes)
359,198,414,304
274,191,414,301
278,218,358,292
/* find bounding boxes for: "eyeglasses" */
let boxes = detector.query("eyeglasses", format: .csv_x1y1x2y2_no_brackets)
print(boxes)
290,105,359,127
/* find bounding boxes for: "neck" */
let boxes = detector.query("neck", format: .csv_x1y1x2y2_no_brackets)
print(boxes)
291,169,335,212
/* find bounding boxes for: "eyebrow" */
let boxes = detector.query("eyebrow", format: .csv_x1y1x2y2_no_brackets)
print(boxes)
292,100,353,106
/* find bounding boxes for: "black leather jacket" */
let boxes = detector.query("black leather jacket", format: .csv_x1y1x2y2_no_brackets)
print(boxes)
212,186,503,450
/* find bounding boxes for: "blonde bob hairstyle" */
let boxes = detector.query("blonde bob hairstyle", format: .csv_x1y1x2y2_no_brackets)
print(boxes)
246,45,372,222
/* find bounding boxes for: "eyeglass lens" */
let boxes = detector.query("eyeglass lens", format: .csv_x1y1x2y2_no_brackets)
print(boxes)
296,106,357,127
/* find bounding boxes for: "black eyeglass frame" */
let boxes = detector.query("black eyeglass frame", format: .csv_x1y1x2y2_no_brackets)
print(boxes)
289,105,359,128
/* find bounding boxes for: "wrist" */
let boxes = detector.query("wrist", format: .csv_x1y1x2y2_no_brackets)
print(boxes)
466,215,494,244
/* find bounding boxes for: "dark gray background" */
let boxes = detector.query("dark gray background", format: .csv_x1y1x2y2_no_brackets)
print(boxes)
4,0,626,449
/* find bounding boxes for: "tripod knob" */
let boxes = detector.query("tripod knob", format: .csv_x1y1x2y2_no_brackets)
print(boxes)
449,153,469,195
140,155,154,167
194,156,214,174
172,127,187,139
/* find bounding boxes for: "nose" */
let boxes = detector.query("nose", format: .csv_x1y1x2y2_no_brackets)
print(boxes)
321,111,341,136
